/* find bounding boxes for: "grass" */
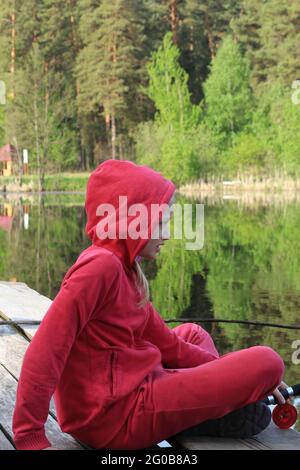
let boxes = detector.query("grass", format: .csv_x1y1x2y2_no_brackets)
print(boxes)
178,172,300,206
0,172,89,192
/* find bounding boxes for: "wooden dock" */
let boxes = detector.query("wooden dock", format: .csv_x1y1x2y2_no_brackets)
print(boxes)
0,281,299,451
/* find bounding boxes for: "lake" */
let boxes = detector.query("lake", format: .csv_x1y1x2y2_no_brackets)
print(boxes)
0,191,299,431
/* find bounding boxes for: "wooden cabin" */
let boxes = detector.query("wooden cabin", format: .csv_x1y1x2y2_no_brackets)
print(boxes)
0,144,17,176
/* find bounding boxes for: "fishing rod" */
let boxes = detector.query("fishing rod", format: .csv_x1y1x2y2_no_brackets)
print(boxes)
1,319,300,330
0,320,41,325
164,318,300,330
263,383,300,429
263,383,300,405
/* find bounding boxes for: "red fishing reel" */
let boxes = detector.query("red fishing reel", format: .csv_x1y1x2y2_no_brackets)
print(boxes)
263,383,300,429
272,403,298,429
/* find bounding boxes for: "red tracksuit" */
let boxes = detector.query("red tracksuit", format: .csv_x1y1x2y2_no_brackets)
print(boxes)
12,160,284,450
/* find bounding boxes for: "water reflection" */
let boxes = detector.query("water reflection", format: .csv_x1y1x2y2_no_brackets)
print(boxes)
0,192,299,431
0,193,89,296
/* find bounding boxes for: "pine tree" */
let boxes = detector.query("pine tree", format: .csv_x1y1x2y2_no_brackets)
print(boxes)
76,0,147,160
143,1,239,105
175,0,240,103
6,41,51,189
144,0,184,46
1,0,81,182
0,0,43,180
198,0,240,59
259,0,300,86
38,0,81,169
0,0,22,102
233,0,300,87
178,0,210,104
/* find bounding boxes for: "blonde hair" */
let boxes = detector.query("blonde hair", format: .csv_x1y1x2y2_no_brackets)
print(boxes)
132,193,175,308
133,259,150,308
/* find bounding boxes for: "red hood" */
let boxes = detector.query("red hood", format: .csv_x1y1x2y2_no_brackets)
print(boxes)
85,160,176,275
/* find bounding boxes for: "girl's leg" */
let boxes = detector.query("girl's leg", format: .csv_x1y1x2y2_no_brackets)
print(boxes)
105,345,284,450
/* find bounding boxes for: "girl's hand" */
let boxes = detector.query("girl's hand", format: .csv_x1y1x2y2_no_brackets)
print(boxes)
271,381,291,405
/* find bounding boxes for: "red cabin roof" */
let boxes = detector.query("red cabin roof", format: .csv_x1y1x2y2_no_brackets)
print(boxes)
0,144,17,162
0,216,13,231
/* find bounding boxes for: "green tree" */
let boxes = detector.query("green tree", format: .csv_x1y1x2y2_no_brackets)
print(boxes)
38,0,81,170
76,0,147,160
137,32,211,184
231,0,263,87
233,0,300,88
272,89,300,175
1,1,47,184
203,35,253,148
177,0,210,104
0,0,81,180
146,32,201,130
9,42,51,190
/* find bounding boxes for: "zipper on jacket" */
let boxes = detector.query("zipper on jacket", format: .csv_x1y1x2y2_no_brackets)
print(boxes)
109,351,118,398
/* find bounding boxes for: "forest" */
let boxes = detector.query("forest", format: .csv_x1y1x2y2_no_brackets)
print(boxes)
0,0,300,186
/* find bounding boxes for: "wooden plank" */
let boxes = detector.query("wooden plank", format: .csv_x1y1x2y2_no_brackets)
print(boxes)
0,281,51,338
250,421,300,450
174,421,300,450
0,364,83,450
0,325,28,378
173,437,267,450
0,429,15,450
0,325,56,416
0,325,86,448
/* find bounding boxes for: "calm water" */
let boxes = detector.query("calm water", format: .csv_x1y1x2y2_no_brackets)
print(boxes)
1,192,299,431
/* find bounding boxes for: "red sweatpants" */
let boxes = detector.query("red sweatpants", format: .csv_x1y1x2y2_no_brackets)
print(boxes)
103,323,284,450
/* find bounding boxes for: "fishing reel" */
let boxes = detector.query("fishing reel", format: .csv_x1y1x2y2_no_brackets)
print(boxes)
263,383,300,429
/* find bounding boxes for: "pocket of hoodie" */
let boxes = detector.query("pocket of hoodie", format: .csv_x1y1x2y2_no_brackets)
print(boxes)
108,350,118,398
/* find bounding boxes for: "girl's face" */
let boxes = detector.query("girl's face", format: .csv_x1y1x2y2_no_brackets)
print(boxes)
138,195,175,260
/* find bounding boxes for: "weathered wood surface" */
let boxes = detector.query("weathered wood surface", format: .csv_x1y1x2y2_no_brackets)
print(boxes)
0,429,14,450
0,325,56,416
0,365,83,450
174,420,300,450
1,281,300,450
0,282,84,450
0,281,51,338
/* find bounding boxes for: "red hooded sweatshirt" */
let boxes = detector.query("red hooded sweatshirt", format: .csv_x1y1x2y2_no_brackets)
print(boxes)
12,160,218,450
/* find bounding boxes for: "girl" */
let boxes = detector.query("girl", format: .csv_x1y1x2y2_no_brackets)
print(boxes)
13,160,285,450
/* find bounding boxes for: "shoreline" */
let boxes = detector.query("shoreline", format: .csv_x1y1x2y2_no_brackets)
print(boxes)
2,174,300,202
0,172,89,193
